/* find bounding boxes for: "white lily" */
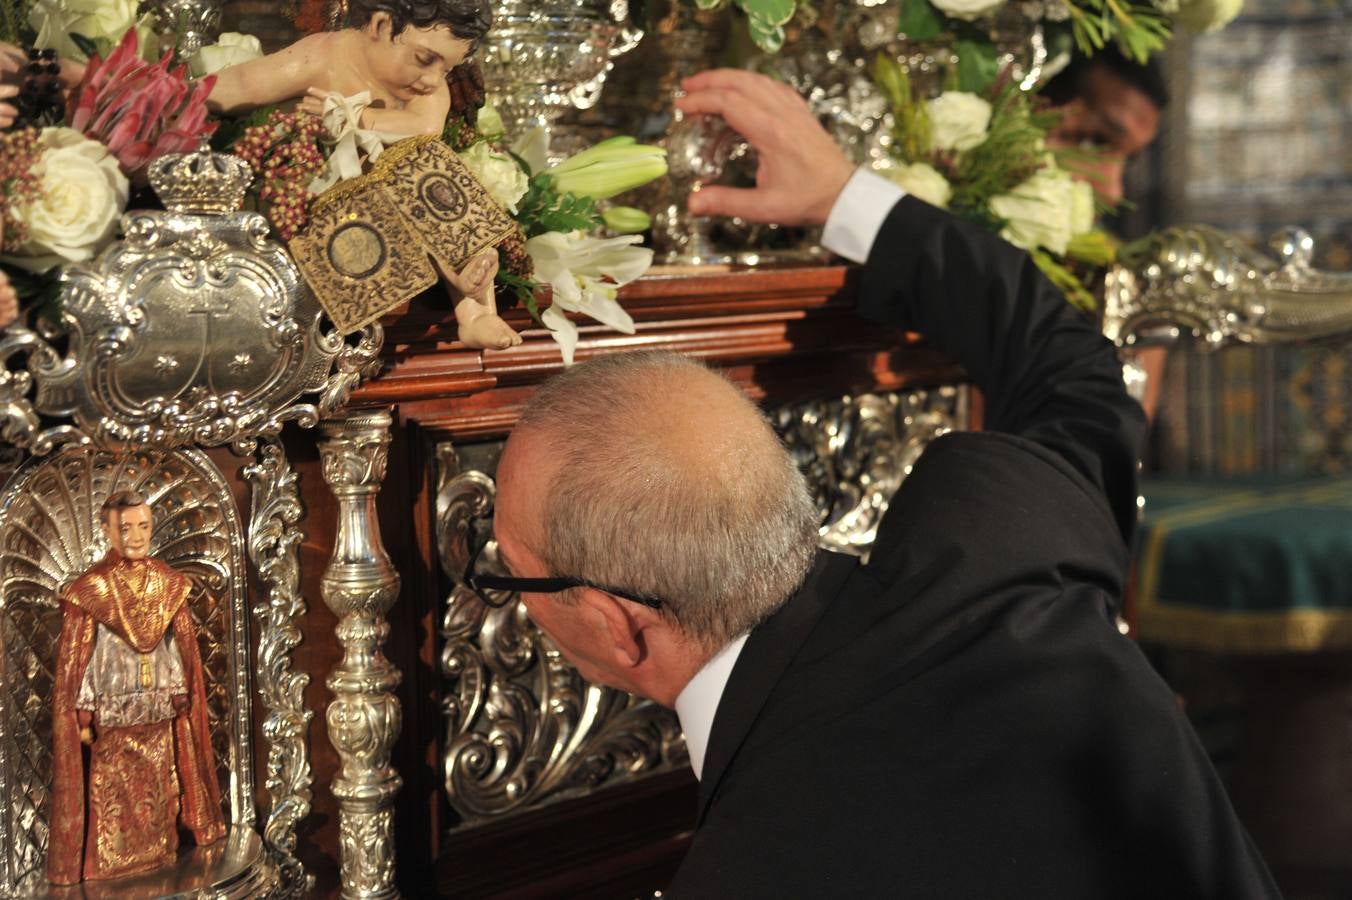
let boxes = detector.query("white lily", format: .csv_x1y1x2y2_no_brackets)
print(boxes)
510,124,551,176
527,230,652,365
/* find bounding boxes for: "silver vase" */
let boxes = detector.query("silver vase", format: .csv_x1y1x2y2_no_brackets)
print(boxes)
480,0,643,162
653,5,887,265
139,0,225,57
637,1,739,264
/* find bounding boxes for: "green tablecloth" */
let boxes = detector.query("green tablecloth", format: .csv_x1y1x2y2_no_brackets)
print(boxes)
1135,475,1352,653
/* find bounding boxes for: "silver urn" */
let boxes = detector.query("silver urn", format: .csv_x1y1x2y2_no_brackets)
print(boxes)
479,0,643,162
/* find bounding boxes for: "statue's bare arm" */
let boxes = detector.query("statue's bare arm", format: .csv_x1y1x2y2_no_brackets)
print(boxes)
358,89,451,136
207,34,327,116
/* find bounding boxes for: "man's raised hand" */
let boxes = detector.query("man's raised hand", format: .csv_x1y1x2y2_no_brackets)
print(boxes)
674,69,854,228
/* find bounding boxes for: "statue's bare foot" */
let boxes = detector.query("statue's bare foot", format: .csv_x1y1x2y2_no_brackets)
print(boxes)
457,309,522,350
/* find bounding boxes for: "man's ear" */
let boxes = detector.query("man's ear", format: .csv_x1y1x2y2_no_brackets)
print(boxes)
581,590,661,670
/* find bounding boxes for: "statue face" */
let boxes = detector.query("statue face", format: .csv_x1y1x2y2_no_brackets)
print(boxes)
364,12,475,104
103,503,153,561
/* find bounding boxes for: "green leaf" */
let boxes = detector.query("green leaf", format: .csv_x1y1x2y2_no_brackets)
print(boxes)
871,53,909,110
1066,229,1118,266
738,0,796,27
0,0,31,45
2,262,64,330
514,173,603,238
496,271,547,327
955,39,999,93
1031,249,1098,312
68,32,98,59
746,15,786,52
896,0,944,41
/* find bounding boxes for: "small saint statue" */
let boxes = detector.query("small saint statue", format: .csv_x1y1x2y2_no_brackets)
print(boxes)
48,491,226,885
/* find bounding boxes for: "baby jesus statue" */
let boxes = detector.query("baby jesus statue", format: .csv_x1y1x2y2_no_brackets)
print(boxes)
48,491,226,884
208,0,520,349
0,0,520,349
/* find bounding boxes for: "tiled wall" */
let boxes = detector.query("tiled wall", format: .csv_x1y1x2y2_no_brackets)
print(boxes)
1150,2,1352,475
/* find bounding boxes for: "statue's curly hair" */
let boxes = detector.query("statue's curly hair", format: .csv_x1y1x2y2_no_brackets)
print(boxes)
346,0,492,45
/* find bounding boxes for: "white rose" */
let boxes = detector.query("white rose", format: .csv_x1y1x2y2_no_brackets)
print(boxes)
927,92,993,152
931,0,1007,22
988,166,1079,256
878,161,952,209
2,128,129,273
477,102,506,138
28,0,140,61
1069,180,1095,238
190,32,264,77
458,141,529,214
1173,0,1243,33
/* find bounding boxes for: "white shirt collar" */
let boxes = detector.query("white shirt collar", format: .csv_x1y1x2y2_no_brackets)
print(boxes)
674,632,749,780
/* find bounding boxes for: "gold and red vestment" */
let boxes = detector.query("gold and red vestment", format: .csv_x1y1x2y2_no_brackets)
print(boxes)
48,553,226,885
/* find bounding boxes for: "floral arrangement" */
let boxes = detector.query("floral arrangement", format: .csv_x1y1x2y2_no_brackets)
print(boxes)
873,59,1112,309
851,0,1242,310
444,108,668,363
0,3,670,363
0,17,213,319
66,31,217,177
693,0,1241,60
895,0,1242,85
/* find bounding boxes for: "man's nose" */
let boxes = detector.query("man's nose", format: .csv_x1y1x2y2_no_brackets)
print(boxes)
1098,160,1125,206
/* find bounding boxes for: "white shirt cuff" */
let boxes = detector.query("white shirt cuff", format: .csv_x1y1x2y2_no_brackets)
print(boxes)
821,169,906,264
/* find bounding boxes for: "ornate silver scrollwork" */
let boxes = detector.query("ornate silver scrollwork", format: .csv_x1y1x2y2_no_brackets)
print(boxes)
319,411,403,899
435,444,686,824
1105,226,1352,407
0,446,258,893
0,147,384,457
242,441,314,884
773,387,969,559
1105,226,1352,351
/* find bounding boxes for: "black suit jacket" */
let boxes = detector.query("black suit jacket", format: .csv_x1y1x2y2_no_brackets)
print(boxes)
664,198,1279,898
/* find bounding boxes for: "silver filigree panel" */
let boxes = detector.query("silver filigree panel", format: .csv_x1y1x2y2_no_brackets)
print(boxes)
0,446,254,894
0,195,382,457
774,387,970,559
435,443,687,826
242,441,314,868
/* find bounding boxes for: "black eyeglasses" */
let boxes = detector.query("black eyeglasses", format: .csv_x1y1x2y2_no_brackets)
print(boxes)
462,520,665,610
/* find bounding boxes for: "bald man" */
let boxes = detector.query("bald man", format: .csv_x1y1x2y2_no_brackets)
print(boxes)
473,71,1278,898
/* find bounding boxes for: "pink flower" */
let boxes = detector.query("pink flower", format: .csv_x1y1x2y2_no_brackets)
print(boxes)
66,30,217,179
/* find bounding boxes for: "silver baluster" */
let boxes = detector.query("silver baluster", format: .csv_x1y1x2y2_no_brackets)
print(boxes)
319,410,403,899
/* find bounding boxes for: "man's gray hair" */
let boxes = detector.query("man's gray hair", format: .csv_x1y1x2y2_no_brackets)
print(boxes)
515,351,819,650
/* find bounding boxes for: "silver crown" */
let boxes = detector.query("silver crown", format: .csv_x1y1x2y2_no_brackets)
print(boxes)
148,145,254,215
